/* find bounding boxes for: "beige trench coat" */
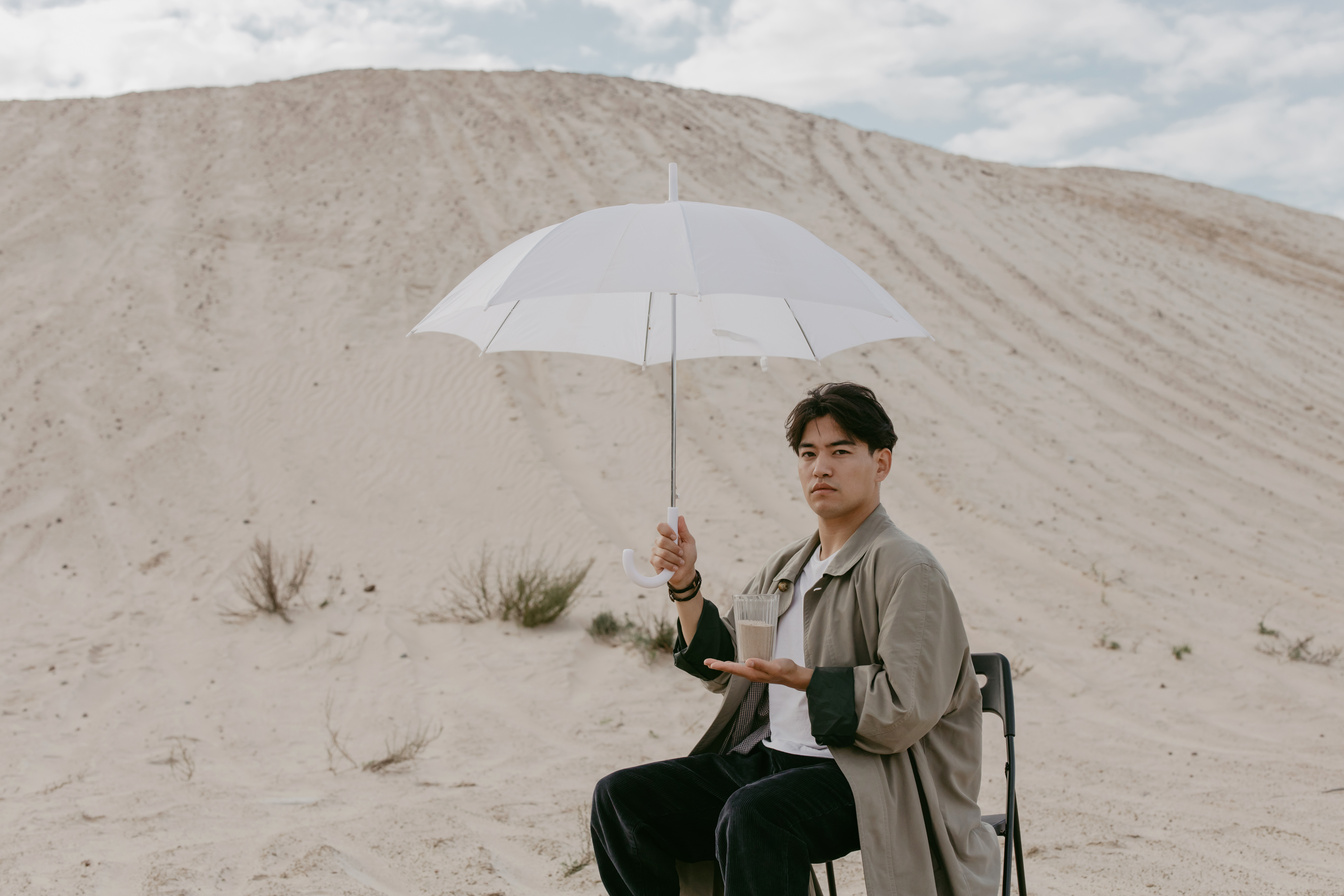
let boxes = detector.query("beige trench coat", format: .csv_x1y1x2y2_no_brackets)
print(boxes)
675,505,999,896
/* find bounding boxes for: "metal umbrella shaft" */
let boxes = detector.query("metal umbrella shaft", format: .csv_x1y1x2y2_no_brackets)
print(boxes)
668,162,679,511
670,290,677,508
621,166,683,587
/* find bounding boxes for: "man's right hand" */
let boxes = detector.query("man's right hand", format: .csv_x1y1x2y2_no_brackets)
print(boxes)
651,515,698,590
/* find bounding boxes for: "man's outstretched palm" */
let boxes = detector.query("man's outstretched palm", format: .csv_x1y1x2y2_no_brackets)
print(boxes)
704,656,813,691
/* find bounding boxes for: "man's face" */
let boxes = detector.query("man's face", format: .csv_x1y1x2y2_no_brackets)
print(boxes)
797,415,891,521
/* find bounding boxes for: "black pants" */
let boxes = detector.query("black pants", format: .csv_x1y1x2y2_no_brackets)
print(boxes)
590,747,861,896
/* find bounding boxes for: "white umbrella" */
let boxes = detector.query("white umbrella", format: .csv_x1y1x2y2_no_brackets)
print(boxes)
411,164,930,586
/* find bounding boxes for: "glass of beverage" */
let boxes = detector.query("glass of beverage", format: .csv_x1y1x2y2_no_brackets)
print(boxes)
733,593,779,662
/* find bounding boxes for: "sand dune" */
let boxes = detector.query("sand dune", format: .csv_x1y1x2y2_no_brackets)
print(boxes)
2,69,1342,894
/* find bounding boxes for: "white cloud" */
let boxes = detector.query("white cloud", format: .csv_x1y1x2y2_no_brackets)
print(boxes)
946,85,1140,162
0,0,518,99
1065,92,1344,211
661,0,1180,118
1144,8,1344,96
661,0,1344,115
660,0,978,119
581,0,710,51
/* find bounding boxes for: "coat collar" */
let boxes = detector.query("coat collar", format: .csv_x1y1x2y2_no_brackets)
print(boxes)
773,503,893,588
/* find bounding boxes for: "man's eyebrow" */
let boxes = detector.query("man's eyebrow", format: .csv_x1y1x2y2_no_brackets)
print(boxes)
799,438,857,448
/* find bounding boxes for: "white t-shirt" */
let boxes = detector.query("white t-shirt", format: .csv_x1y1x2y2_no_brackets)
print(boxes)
764,546,833,758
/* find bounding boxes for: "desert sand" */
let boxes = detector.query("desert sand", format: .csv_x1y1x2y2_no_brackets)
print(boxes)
1,69,1342,894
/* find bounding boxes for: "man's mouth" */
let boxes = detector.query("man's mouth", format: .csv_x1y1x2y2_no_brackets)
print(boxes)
811,483,835,494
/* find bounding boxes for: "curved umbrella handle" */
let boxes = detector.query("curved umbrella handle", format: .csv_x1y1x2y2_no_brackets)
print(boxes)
622,506,680,588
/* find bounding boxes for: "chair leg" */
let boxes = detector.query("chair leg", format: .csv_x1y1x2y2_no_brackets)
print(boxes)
825,860,838,896
1012,803,1026,896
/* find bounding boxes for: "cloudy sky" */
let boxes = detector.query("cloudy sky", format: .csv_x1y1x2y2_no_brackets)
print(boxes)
4,0,1342,217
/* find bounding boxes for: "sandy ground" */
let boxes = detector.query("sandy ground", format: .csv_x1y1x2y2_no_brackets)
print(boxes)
2,69,1342,895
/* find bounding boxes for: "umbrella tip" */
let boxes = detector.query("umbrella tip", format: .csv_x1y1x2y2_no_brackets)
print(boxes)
668,162,678,202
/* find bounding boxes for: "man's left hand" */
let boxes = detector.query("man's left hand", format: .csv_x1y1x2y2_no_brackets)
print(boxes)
704,657,813,691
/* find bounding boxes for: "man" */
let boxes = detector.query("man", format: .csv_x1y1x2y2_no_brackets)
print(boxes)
591,382,999,896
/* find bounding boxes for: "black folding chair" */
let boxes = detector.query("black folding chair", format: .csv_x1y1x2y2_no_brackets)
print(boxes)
818,652,1025,896
976,652,1026,896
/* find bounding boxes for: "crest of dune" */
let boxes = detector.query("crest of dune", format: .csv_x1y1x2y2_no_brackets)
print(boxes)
1,70,1341,894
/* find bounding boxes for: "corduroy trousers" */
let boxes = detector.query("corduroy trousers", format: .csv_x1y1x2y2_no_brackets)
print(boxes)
590,746,860,896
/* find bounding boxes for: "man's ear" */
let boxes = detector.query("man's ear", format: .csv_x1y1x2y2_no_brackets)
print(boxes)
874,447,892,482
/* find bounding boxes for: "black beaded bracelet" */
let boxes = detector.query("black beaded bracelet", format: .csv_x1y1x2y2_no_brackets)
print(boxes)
668,569,700,593
668,570,702,601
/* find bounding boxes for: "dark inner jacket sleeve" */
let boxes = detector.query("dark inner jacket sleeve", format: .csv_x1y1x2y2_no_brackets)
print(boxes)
673,598,734,681
807,667,859,746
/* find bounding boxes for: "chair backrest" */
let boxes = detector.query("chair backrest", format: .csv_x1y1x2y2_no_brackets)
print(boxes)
972,652,1025,896
820,652,1024,896
973,652,1015,738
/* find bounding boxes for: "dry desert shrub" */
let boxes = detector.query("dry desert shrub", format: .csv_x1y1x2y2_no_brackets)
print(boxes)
323,697,442,774
150,737,196,781
426,545,592,628
559,804,597,879
226,537,313,623
437,545,496,623
1259,634,1341,666
362,723,444,773
1282,636,1342,666
1254,614,1340,666
561,854,593,878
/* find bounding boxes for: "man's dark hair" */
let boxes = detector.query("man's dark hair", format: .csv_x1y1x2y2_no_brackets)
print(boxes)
786,382,897,454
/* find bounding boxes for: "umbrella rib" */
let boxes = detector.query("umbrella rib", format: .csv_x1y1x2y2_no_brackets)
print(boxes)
480,302,520,355
641,291,653,368
785,299,820,360
673,201,702,297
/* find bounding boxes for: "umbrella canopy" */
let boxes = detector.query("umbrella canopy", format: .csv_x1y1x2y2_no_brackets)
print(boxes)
411,198,929,364
411,165,929,586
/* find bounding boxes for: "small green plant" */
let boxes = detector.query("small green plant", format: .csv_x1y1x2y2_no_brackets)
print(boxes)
587,609,677,660
227,538,313,623
587,610,631,641
1257,619,1280,637
1171,644,1192,661
433,546,592,628
626,611,677,660
1095,634,1121,651
503,557,594,627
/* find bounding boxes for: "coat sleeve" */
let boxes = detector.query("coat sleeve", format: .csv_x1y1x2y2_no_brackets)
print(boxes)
673,597,735,690
808,561,966,753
